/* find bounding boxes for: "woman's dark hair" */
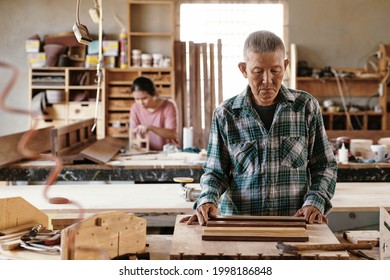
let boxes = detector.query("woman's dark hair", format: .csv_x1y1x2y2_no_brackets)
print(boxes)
131,76,156,96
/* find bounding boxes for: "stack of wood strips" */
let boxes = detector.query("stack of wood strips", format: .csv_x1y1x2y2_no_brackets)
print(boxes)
174,39,223,149
202,216,309,242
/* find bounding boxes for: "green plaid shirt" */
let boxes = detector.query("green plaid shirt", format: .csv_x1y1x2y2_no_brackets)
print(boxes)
194,85,337,216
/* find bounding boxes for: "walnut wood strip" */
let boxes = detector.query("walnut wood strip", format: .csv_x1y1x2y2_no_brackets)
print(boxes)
212,215,306,222
203,227,307,235
202,235,309,242
206,220,307,228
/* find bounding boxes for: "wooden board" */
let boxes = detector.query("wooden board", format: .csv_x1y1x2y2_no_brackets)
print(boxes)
203,226,308,242
0,127,52,168
343,230,379,246
80,137,126,164
206,220,307,228
170,215,349,260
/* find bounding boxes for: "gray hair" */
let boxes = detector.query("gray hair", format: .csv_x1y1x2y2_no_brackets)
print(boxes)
243,30,285,60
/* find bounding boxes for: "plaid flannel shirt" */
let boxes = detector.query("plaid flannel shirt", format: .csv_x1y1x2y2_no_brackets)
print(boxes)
194,84,337,216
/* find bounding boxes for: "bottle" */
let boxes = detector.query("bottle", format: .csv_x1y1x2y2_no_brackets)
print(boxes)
338,143,349,164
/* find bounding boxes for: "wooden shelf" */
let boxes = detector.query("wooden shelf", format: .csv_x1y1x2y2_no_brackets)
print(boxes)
29,68,105,139
296,71,387,133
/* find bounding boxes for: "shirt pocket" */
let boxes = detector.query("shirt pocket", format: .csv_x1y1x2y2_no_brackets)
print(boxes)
228,140,259,176
280,136,307,168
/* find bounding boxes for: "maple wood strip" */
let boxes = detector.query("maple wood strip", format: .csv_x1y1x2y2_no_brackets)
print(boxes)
206,220,307,228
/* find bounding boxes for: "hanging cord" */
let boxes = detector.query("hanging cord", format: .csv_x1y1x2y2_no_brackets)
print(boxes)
92,0,103,132
75,0,81,26
331,69,354,130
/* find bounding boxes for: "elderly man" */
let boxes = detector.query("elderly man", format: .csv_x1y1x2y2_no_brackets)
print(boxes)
183,30,337,226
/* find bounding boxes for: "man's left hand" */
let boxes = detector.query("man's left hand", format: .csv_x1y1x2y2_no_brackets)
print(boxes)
294,206,328,224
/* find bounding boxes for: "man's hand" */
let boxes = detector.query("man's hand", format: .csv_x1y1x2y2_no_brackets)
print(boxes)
294,205,328,224
179,203,218,225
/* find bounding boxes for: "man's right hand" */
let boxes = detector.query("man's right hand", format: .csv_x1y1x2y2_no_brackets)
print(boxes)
179,203,218,225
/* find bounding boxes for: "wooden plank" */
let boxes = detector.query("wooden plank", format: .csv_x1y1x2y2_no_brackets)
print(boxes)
343,230,379,246
212,215,306,222
217,39,223,105
202,43,211,147
202,234,308,242
0,126,52,168
206,220,307,228
174,41,186,146
80,137,126,164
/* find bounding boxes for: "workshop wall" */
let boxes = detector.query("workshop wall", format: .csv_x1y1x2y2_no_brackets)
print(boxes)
290,0,390,69
1,0,390,136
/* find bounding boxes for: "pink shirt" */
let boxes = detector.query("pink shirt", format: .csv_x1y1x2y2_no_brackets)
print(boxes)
130,99,178,151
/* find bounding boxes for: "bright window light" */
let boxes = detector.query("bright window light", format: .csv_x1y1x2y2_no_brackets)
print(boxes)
180,3,284,100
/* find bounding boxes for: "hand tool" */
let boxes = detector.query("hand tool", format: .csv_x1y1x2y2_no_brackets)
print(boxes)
348,250,375,260
276,241,373,255
380,206,390,260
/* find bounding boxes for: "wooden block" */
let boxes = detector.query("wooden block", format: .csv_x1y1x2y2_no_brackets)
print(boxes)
0,197,49,232
129,128,149,153
61,211,146,260
80,137,126,164
343,230,379,247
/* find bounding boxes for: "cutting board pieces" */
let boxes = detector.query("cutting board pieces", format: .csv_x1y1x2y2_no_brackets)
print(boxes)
202,216,308,242
170,215,349,260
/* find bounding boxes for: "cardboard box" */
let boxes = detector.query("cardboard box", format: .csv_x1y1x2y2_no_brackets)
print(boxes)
27,52,46,67
85,54,99,68
25,39,40,53
103,40,119,56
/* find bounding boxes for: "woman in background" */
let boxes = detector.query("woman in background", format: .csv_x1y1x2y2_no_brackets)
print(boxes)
129,76,178,151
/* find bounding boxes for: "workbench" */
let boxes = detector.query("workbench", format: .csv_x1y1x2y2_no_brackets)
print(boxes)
0,152,205,183
0,182,389,227
2,159,390,183
0,183,386,260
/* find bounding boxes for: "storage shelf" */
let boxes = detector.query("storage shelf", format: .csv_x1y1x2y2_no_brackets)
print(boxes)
297,70,387,133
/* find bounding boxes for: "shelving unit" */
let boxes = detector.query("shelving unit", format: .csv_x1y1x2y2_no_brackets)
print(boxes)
127,0,175,67
296,74,387,138
104,67,174,138
29,67,105,139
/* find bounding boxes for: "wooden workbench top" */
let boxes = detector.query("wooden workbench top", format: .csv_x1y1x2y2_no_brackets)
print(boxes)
0,183,389,218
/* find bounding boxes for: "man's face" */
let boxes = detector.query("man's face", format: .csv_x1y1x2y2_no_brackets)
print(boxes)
239,49,289,106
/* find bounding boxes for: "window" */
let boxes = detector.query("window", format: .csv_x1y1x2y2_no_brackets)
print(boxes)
180,3,286,100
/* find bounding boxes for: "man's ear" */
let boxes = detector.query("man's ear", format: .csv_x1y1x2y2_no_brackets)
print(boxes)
284,58,290,70
238,62,247,78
